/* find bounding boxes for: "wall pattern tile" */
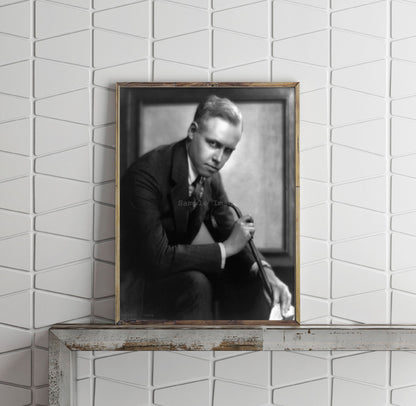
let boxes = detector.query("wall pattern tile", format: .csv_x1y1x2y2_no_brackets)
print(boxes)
0,0,416,404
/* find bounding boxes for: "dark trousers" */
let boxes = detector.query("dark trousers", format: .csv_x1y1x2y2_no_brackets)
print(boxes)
142,268,271,320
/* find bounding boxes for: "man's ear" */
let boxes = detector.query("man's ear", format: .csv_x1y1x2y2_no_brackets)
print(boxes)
187,121,198,140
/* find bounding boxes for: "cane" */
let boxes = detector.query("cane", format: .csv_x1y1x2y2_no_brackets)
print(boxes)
224,201,274,306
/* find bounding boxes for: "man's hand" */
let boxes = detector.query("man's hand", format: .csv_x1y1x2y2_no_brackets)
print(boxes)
223,215,255,257
251,261,292,318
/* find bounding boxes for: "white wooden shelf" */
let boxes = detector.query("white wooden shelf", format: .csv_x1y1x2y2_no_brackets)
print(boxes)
49,324,416,405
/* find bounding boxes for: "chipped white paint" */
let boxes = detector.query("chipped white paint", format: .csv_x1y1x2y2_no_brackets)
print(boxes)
49,325,416,405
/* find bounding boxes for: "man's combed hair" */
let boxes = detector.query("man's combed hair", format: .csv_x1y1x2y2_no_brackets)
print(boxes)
193,95,243,128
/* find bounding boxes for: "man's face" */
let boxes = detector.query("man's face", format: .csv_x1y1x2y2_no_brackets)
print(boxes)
187,117,242,178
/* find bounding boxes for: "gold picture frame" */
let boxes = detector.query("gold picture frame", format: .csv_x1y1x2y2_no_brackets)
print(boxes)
115,82,300,325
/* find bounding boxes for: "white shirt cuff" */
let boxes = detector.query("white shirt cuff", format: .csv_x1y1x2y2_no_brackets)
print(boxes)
218,242,226,269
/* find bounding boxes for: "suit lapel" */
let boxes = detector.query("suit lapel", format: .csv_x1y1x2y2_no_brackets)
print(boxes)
169,139,190,240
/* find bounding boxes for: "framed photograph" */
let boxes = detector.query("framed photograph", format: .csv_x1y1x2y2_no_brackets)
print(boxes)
115,82,299,325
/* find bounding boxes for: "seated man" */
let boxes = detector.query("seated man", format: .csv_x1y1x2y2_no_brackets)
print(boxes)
120,95,292,320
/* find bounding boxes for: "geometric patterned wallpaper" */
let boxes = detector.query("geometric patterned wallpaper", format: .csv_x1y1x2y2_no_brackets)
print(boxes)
75,349,416,405
1,0,416,404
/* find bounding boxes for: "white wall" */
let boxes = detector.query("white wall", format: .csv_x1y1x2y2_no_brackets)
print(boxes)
0,0,416,405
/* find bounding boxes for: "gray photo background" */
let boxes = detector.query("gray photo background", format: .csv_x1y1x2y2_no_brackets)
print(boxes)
140,101,284,249
0,0,415,405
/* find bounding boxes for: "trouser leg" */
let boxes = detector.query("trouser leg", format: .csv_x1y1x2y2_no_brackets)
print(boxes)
142,270,213,320
213,270,271,320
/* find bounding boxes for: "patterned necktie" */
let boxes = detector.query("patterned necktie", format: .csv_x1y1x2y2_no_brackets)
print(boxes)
187,175,206,241
192,175,205,206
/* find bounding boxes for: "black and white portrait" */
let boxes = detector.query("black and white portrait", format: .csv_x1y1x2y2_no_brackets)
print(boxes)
116,83,299,323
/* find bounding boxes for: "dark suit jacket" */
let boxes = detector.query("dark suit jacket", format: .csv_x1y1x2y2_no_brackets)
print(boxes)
121,138,255,281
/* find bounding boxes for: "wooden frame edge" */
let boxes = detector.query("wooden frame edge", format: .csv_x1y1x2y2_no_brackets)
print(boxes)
115,83,121,324
295,82,300,324
117,82,299,88
48,323,416,404
49,330,75,406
